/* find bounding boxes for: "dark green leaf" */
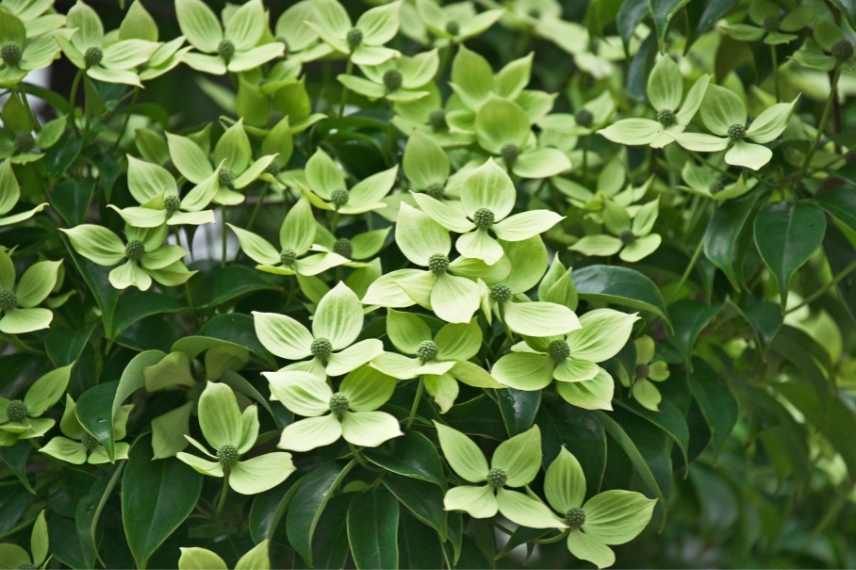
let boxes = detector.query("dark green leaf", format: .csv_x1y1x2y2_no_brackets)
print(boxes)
347,488,400,570
0,442,35,493
703,192,759,290
823,222,856,320
51,179,95,226
696,0,738,33
365,431,446,486
686,358,738,456
382,474,447,540
398,513,444,569
187,264,282,309
122,436,202,569
815,184,856,231
249,476,301,543
113,291,185,339
75,381,119,460
753,202,827,305
617,0,648,42
572,264,670,324
598,412,665,503
286,460,355,566
496,389,541,436
45,324,95,366
667,300,721,360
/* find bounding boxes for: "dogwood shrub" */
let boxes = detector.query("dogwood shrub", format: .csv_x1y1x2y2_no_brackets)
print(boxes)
0,0,855,568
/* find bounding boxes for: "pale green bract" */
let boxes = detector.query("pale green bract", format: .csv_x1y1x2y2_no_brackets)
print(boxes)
436,423,566,528
544,448,657,568
176,382,295,495
266,366,402,451
492,308,639,410
253,282,384,377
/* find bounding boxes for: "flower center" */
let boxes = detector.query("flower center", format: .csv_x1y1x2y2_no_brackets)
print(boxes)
346,28,363,51
832,39,854,61
710,177,726,194
424,182,445,199
417,340,439,362
311,337,333,364
500,143,520,166
383,69,403,92
635,364,650,379
218,169,234,188
125,240,145,261
164,195,181,216
14,133,34,152
762,16,779,32
445,21,460,36
429,110,447,131
0,288,17,311
527,7,541,19
472,208,495,229
486,467,507,489
428,254,449,276
81,432,100,452
565,507,586,530
575,109,594,128
727,123,745,142
217,444,240,468
218,39,235,62
333,238,352,258
331,188,349,208
6,400,27,422
619,230,635,245
547,340,570,362
329,392,349,419
1,43,21,67
84,46,102,68
280,249,297,266
656,109,676,127
489,283,512,304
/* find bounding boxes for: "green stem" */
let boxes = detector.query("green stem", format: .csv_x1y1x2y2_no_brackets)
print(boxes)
68,69,83,131
405,378,425,429
770,44,779,100
338,58,353,117
220,208,228,267
677,237,705,290
1,333,41,354
111,88,139,152
347,441,370,467
785,260,856,314
533,531,568,545
215,474,230,516
797,67,839,186
17,89,38,132
246,185,267,231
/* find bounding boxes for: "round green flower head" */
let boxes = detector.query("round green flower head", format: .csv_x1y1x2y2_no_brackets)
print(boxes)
428,254,449,276
1,43,21,67
84,47,102,68
6,399,27,422
125,240,145,261
417,340,439,362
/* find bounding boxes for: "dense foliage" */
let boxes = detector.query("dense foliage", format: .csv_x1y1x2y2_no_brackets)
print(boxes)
0,0,855,567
